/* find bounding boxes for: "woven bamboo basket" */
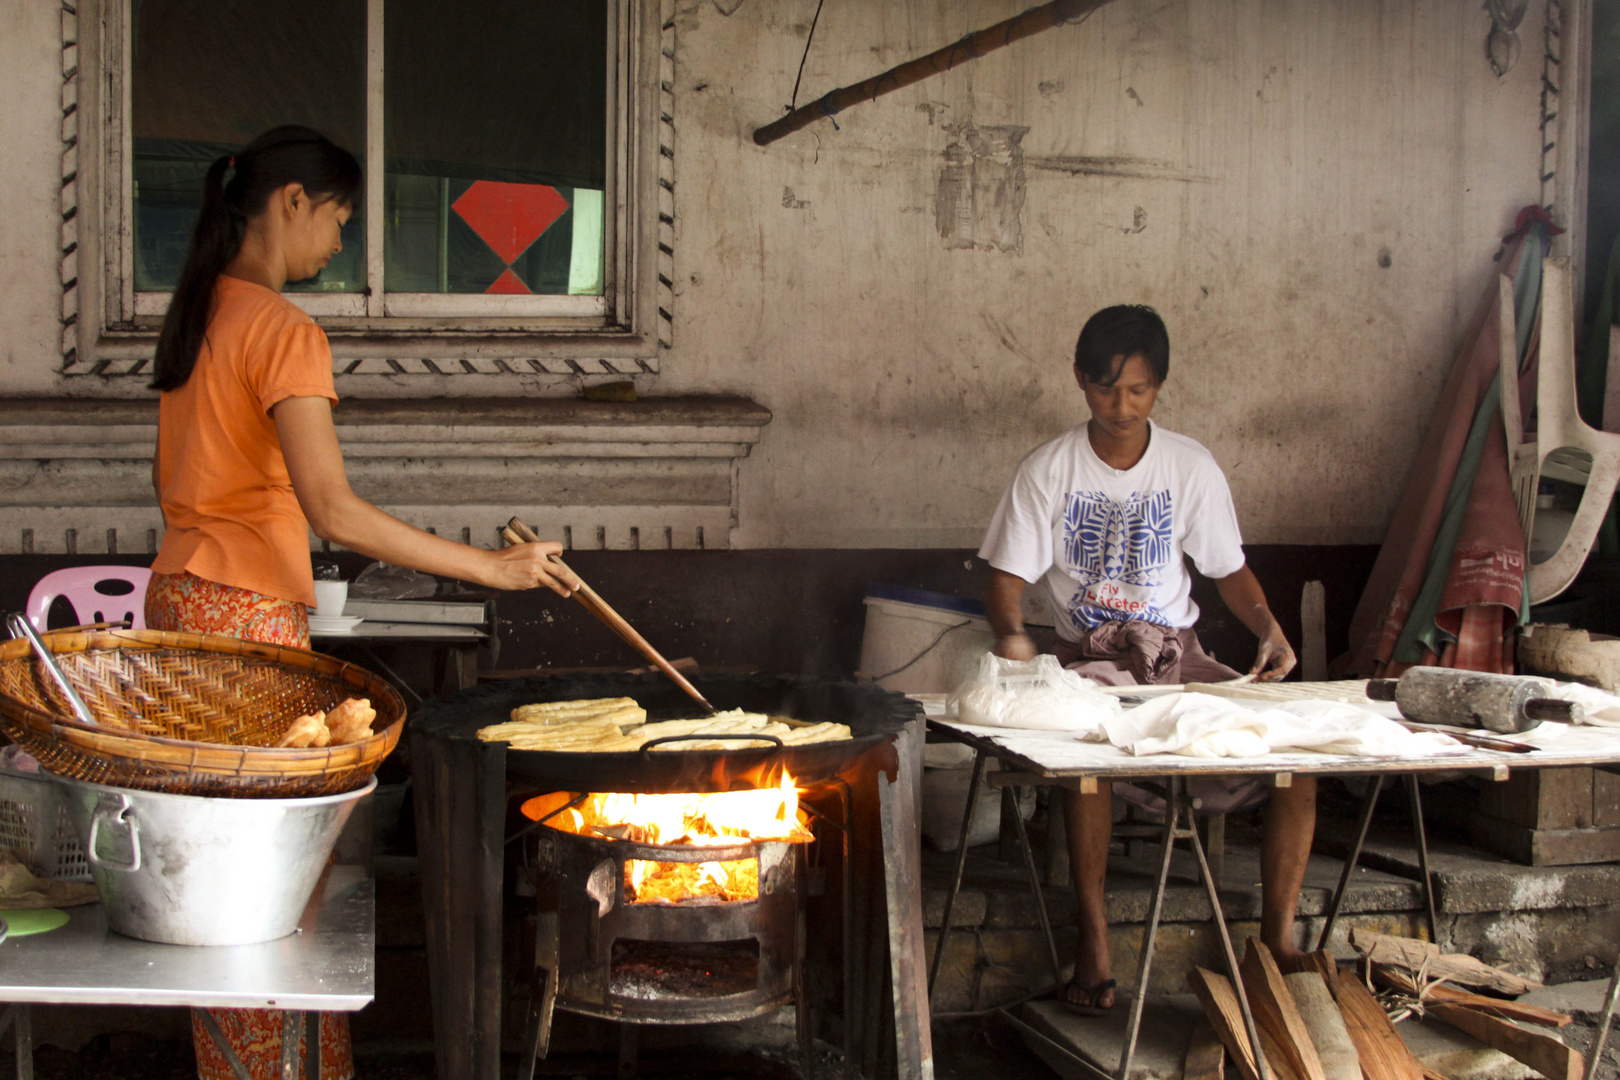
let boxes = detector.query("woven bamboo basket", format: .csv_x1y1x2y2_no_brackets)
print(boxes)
0,629,406,798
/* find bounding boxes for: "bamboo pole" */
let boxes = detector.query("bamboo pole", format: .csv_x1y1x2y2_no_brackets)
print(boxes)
753,0,1112,147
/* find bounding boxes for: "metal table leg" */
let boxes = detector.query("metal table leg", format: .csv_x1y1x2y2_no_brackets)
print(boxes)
197,1008,254,1080
1318,775,1384,950
1115,779,1182,1080
1183,784,1269,1080
279,1011,300,1080
0,1005,31,1080
1317,774,1440,950
927,748,986,999
1590,958,1620,1075
305,1009,321,1080
1405,775,1441,945
1116,778,1269,1080
1008,784,1065,990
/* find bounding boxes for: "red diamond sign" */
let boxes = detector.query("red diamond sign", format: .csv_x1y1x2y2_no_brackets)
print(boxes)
486,268,531,295
452,181,569,265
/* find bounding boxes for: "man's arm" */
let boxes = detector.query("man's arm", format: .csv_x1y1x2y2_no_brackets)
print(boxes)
1213,564,1296,681
986,569,1037,660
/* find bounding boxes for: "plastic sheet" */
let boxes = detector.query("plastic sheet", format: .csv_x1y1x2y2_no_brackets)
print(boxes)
947,653,1122,732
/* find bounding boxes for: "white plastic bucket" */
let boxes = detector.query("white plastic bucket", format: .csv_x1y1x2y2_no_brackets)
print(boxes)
856,586,995,694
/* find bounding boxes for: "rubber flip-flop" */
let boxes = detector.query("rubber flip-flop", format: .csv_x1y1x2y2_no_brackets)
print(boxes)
1061,977,1117,1017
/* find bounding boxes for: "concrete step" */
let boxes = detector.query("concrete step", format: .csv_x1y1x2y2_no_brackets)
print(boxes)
923,842,1427,1012
923,827,1620,1011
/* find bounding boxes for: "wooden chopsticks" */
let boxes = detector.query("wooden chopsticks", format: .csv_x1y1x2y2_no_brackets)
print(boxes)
502,517,716,715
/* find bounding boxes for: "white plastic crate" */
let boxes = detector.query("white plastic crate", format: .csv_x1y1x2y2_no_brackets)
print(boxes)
0,770,91,882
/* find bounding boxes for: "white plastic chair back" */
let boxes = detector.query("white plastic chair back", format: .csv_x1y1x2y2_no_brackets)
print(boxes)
1499,257,1620,605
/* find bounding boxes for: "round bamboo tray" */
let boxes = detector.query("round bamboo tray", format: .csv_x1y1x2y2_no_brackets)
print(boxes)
0,629,406,798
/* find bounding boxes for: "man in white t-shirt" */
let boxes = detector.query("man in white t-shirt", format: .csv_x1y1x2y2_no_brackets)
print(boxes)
979,304,1312,1014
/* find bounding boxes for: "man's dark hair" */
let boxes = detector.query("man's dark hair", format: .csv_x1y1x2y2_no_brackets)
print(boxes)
1073,304,1169,386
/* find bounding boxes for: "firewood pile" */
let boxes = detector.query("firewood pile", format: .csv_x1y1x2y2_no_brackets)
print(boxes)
1187,932,1580,1080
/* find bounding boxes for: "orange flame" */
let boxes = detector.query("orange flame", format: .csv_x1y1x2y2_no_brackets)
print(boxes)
522,771,811,904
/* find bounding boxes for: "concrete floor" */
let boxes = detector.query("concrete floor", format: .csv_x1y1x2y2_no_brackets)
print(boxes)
26,1014,1060,1079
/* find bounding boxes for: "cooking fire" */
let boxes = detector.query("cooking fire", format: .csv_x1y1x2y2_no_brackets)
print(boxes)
522,771,814,904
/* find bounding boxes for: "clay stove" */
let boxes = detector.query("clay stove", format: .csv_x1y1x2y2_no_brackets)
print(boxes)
411,673,925,1080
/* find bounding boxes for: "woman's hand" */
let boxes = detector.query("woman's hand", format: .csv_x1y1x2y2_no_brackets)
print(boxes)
1250,618,1297,682
479,541,580,597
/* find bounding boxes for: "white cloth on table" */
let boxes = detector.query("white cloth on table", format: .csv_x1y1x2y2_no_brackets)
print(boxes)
1098,692,1465,758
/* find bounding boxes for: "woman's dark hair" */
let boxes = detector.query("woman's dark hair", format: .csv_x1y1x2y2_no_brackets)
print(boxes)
1074,304,1170,386
150,126,362,392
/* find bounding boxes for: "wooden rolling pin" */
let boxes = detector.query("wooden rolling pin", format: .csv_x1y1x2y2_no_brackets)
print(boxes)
502,517,716,715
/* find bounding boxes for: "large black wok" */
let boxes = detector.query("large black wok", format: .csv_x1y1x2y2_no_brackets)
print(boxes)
411,672,915,793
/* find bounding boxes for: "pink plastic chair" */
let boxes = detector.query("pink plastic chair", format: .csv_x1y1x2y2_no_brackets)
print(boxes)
25,566,153,631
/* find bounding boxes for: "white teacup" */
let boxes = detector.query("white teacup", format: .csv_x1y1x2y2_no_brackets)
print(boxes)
312,580,349,619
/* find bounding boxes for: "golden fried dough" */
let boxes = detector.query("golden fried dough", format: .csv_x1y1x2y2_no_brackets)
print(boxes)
326,697,377,744
277,713,330,749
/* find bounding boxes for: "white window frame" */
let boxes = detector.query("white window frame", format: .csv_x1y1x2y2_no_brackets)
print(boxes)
67,0,671,377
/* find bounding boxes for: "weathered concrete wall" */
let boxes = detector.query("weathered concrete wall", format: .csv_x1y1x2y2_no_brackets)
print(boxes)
0,0,1550,550
657,0,1547,548
0,1,65,395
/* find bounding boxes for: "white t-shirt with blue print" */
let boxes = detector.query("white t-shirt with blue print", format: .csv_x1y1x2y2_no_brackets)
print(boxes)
979,421,1247,641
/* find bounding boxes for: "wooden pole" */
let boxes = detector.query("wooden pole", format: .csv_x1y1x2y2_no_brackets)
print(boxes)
753,0,1111,147
503,518,717,714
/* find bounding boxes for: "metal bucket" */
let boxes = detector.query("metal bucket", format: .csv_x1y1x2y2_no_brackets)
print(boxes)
55,775,375,946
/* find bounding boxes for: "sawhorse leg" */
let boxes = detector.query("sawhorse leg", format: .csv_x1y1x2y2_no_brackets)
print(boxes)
1117,777,1266,1080
927,750,1066,1003
927,748,986,1000
998,776,1269,1080
1590,958,1620,1076
1317,774,1439,951
0,1004,31,1080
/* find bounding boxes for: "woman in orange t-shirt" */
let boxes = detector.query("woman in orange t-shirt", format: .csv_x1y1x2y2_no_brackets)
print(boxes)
145,127,578,1080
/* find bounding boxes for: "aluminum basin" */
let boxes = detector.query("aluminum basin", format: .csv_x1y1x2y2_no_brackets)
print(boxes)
55,775,374,946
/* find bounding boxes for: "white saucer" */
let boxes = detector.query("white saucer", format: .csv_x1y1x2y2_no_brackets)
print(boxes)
308,614,365,633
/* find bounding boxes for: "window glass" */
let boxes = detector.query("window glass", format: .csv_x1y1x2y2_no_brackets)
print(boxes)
131,0,366,294
384,0,607,296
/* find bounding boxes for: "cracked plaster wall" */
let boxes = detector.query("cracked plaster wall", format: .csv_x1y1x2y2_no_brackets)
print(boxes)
0,0,1552,549
660,0,1548,548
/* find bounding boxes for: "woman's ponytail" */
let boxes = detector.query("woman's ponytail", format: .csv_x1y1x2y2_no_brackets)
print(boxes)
149,126,362,392
150,155,239,391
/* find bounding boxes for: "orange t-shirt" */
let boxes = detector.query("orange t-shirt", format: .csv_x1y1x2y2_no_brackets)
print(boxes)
152,276,338,606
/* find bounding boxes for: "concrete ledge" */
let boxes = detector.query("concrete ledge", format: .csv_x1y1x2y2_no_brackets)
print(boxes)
0,396,771,553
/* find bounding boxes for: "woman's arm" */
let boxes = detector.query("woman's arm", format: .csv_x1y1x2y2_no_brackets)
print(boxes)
272,396,578,595
1212,563,1296,681
986,568,1037,660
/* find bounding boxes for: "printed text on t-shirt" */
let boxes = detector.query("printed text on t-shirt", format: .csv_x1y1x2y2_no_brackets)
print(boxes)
1062,489,1174,627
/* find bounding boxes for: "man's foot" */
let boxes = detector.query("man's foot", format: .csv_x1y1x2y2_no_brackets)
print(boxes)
1061,978,1117,1016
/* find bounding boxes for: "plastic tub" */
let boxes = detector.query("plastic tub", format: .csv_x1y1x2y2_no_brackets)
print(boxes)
856,585,995,694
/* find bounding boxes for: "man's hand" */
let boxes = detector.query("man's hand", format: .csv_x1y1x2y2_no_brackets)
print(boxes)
1250,618,1297,682
993,631,1037,661
1214,564,1296,682
986,569,1037,661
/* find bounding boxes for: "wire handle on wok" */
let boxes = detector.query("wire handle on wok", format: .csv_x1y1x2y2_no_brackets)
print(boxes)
6,612,97,728
638,733,785,754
